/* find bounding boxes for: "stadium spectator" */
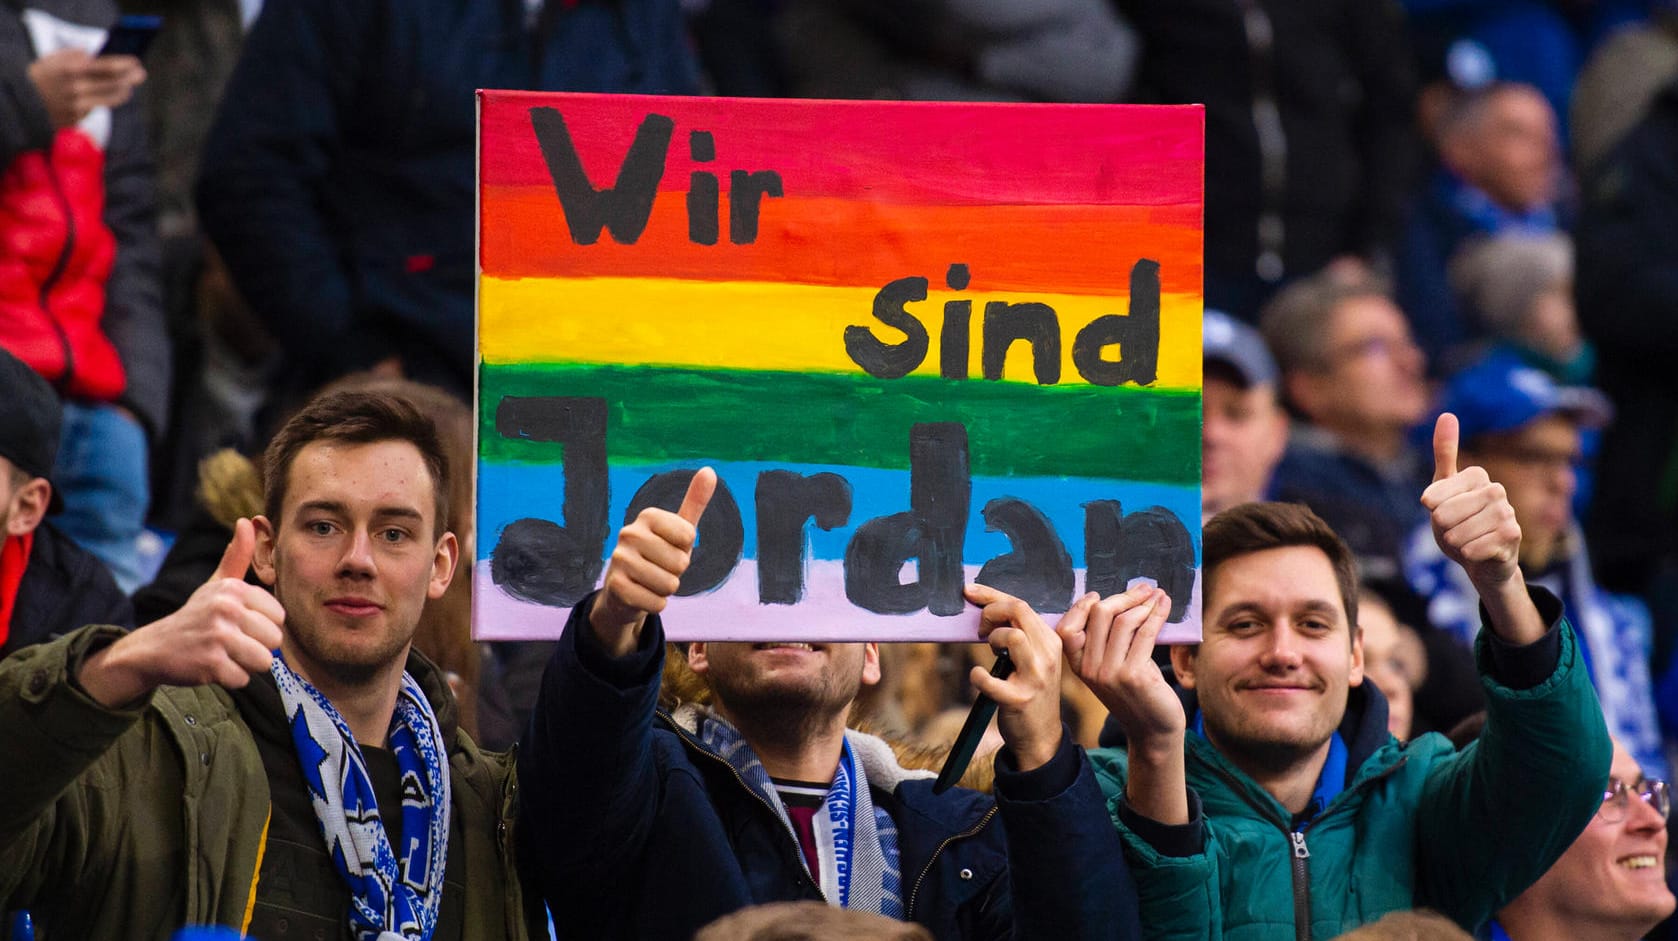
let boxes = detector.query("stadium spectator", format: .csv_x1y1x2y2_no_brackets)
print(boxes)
0,347,131,660
1262,270,1431,580
1201,310,1287,522
1076,436,1612,936
1,0,169,592
518,469,1141,940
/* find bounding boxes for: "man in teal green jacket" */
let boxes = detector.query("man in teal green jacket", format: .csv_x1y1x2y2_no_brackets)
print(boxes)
1065,414,1611,939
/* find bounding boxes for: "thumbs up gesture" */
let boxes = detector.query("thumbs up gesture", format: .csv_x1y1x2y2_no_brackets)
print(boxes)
1420,414,1544,643
1420,413,1522,588
590,468,716,656
79,519,288,708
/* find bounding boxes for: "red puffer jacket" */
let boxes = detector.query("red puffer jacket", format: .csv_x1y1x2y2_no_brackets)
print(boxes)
0,126,125,402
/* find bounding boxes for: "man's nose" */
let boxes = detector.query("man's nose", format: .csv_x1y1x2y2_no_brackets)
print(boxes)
1258,626,1303,668
1627,788,1669,833
338,529,377,575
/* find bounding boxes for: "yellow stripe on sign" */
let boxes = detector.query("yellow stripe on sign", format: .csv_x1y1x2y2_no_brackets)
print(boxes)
478,276,1203,390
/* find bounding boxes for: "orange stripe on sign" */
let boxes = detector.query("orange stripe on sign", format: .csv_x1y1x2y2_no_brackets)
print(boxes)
479,189,1203,295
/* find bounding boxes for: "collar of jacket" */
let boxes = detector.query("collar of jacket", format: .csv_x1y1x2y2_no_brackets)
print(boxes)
233,647,463,748
1179,681,1400,822
659,703,995,830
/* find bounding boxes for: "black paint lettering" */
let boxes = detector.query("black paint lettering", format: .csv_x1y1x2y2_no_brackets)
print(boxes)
1073,258,1161,386
982,301,1061,384
845,423,970,615
940,263,973,380
489,396,609,606
845,276,930,380
1083,500,1195,622
624,470,744,595
687,131,719,245
975,498,1074,612
530,109,673,246
729,169,783,244
756,471,854,604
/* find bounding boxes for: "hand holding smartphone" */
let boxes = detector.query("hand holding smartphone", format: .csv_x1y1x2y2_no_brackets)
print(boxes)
98,14,162,59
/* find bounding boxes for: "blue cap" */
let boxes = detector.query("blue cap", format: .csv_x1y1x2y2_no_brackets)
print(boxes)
1437,350,1612,442
1203,310,1278,388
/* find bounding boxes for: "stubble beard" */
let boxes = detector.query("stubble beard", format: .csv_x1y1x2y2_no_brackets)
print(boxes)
707,670,861,757
1200,694,1339,782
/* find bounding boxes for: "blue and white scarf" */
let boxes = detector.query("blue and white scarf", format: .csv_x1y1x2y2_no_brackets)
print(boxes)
271,656,452,941
695,711,902,916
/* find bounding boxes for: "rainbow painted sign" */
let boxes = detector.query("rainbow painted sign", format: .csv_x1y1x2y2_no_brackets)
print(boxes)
474,92,1203,642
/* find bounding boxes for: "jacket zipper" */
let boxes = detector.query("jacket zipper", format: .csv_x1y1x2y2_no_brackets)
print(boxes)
904,804,998,920
662,711,830,902
1289,830,1311,940
1194,752,1411,941
38,147,78,386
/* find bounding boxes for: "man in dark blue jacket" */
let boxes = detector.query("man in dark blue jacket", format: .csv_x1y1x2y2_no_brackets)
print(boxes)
519,468,1142,940
0,347,132,661
197,0,697,406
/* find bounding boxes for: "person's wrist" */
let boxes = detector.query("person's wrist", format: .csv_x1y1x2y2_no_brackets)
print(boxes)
586,594,643,658
1007,721,1060,773
1128,728,1185,765
77,636,152,709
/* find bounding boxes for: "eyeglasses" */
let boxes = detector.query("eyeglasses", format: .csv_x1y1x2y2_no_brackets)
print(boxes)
1599,777,1671,823
1481,446,1580,476
1325,334,1420,364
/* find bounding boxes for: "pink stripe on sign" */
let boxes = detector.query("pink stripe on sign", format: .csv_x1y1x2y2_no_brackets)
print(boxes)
471,560,1202,644
479,91,1204,208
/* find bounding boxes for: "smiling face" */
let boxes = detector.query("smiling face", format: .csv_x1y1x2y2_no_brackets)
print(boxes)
688,641,882,732
1500,741,1675,937
1173,545,1364,773
254,439,458,690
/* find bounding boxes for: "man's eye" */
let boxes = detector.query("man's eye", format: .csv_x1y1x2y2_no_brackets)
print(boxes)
308,521,334,536
380,528,407,543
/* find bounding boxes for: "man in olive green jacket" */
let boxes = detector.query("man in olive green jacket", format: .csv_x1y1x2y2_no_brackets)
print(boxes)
0,390,537,940
1063,415,1611,939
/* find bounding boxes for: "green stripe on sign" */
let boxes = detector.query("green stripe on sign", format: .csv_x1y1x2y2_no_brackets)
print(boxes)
478,362,1201,485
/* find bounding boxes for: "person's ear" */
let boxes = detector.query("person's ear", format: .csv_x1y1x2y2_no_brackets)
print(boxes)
1170,644,1199,690
428,532,458,600
688,642,711,677
861,643,881,687
5,478,50,536
252,515,278,586
1349,626,1366,688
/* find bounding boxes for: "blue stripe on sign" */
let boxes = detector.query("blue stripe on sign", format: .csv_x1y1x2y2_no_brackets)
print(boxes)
477,459,1200,566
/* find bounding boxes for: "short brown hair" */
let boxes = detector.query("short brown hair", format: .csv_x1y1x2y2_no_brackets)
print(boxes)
1203,502,1360,635
1259,269,1395,376
262,389,450,538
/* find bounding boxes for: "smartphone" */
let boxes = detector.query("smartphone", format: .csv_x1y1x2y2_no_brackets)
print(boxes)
97,14,162,59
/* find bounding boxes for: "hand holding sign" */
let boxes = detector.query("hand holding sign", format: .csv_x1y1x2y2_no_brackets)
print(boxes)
1060,586,1181,746
964,583,1067,773
590,467,716,656
79,518,286,708
1058,584,1188,825
1419,413,1545,644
